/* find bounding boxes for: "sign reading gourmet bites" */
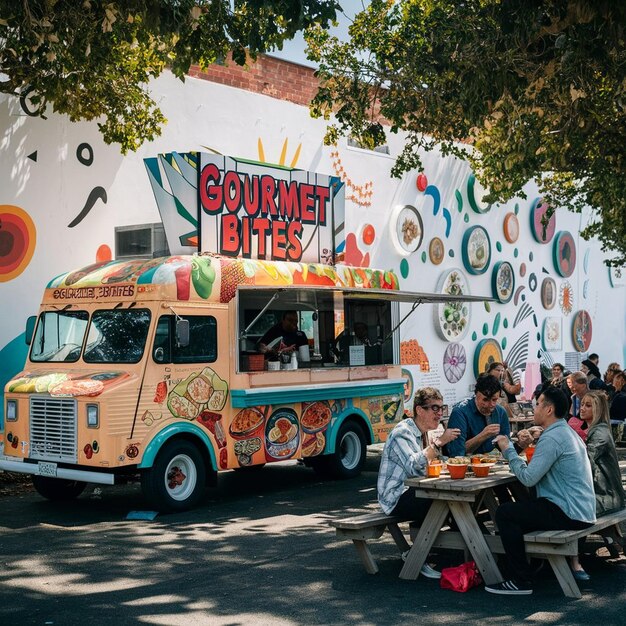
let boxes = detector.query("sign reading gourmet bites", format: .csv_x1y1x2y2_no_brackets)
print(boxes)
198,154,344,264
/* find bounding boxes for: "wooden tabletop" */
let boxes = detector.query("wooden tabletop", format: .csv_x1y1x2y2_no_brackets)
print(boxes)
405,469,516,492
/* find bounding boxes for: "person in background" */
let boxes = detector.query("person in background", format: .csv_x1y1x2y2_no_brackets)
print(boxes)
486,387,596,595
377,387,461,578
610,371,626,422
603,362,622,399
548,363,567,389
568,391,625,580
567,371,589,422
588,353,600,367
487,361,521,408
447,374,532,457
581,359,607,391
258,310,308,357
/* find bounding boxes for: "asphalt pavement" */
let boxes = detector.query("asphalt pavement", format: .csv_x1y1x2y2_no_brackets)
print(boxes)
1,448,626,626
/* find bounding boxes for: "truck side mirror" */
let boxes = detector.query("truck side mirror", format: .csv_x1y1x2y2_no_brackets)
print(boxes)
25,316,36,346
175,318,190,348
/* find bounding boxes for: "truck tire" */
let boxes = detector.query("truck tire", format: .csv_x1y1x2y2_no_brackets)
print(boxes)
32,476,86,501
141,439,206,512
314,420,367,479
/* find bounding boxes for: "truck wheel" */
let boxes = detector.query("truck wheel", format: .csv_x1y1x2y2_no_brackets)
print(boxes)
141,439,206,512
32,476,86,501
316,421,367,479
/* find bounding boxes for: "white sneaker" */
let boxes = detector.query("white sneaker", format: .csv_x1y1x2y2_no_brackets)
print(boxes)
400,551,441,579
420,563,442,579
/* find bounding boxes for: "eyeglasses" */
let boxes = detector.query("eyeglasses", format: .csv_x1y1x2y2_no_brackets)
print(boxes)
422,404,444,413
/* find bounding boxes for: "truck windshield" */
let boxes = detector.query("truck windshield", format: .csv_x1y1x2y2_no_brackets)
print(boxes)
83,309,151,363
30,310,89,362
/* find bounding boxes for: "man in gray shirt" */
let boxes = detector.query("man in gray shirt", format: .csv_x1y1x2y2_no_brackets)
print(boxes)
486,386,596,595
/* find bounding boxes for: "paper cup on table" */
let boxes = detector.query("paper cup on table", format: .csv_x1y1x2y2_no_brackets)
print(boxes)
298,345,310,362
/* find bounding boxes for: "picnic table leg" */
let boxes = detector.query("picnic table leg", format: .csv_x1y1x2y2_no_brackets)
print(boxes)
448,500,503,585
352,539,379,575
546,554,582,599
399,500,449,580
387,523,411,553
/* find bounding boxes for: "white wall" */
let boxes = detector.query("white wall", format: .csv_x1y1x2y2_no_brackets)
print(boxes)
1,70,624,418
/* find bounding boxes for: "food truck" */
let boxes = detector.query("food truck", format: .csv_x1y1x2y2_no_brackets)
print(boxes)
1,253,485,511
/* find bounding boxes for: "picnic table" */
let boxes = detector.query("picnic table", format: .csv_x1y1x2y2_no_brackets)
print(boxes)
400,469,517,584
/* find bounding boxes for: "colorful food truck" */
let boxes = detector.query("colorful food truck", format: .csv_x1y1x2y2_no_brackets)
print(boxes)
1,253,483,511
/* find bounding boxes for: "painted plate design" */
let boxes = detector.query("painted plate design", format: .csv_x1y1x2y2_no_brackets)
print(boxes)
541,277,557,310
473,339,503,378
429,237,445,265
467,174,492,213
491,261,515,304
462,225,491,275
553,231,577,278
390,204,423,255
503,213,519,243
571,310,592,352
530,198,556,244
401,368,414,404
434,268,471,341
443,343,467,384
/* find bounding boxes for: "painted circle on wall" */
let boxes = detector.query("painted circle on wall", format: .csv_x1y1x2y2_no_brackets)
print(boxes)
467,174,492,213
541,277,557,310
0,205,37,282
429,237,445,265
433,268,471,341
461,225,491,275
530,197,556,244
390,204,424,256
503,213,519,243
473,338,503,378
553,231,577,277
491,261,515,304
401,368,414,403
571,310,593,352
443,343,467,383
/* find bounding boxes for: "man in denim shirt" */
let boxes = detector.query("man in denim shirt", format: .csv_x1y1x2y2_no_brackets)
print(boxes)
446,374,514,457
486,386,596,595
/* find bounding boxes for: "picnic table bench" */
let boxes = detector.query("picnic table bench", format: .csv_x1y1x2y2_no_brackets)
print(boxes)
330,492,626,598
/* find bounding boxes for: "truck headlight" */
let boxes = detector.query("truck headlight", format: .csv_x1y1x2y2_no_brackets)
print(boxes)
87,404,99,428
6,400,17,421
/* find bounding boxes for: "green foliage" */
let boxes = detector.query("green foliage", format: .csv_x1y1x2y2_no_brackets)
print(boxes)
0,0,339,153
305,0,626,264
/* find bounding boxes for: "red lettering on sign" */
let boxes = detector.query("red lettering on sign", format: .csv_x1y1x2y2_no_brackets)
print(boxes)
223,171,241,213
277,180,300,220
260,175,278,217
271,220,287,260
220,214,240,255
240,216,252,257
252,218,271,258
243,175,260,217
299,183,316,223
286,221,303,261
199,164,222,213
315,185,330,225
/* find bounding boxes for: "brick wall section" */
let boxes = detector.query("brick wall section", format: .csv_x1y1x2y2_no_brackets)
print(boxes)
188,53,319,107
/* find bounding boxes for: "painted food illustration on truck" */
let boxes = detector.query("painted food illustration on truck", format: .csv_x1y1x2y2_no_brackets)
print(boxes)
167,367,228,419
265,408,299,460
301,401,332,433
7,370,129,396
234,438,263,466
229,407,266,439
301,432,326,457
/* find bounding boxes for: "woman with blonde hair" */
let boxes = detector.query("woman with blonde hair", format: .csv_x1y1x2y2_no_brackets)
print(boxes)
569,391,625,580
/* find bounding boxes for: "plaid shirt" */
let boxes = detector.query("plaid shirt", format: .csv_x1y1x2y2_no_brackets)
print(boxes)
377,418,428,514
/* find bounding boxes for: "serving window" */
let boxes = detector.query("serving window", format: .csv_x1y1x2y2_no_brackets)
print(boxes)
237,288,397,372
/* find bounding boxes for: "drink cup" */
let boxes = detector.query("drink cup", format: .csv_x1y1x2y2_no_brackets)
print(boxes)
298,344,310,362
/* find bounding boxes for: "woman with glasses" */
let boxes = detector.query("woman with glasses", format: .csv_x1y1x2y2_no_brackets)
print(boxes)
377,387,461,578
569,391,625,580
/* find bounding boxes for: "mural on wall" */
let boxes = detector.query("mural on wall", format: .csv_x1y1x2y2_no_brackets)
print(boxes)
1,68,625,418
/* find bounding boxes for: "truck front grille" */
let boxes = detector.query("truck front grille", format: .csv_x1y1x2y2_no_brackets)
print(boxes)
29,397,77,463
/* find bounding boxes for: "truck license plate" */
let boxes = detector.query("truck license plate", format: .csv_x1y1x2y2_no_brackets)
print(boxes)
38,461,57,477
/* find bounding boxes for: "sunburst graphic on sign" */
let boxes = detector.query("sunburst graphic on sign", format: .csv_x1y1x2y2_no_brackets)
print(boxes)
257,137,302,168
